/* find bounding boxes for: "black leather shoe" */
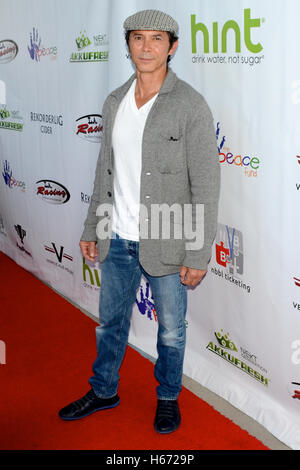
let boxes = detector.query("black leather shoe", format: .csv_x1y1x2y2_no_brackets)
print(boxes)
58,389,120,421
154,399,181,434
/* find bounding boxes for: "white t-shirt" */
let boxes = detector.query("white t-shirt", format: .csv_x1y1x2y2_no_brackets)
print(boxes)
111,79,158,241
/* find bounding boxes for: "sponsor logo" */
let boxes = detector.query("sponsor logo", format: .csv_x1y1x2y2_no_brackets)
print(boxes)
30,112,63,135
207,329,269,386
288,382,300,400
28,27,57,62
135,280,188,327
240,346,268,375
81,192,91,204
2,160,26,191
294,277,300,287
0,40,18,64
136,282,157,322
0,214,7,237
14,224,32,257
0,105,24,131
216,123,260,178
44,242,73,275
36,180,70,204
191,8,264,66
75,114,103,143
211,223,251,293
82,257,101,290
70,30,109,62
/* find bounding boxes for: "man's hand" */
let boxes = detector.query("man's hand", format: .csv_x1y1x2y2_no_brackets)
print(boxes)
180,266,207,287
79,241,98,262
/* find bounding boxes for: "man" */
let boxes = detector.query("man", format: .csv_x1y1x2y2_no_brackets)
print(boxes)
59,9,220,434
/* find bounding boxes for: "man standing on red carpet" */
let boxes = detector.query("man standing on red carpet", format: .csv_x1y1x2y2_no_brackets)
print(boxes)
59,9,220,434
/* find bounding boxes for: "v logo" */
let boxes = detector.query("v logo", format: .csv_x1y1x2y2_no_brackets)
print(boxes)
52,243,64,263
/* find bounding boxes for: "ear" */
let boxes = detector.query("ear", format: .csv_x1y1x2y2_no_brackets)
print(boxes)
169,39,178,56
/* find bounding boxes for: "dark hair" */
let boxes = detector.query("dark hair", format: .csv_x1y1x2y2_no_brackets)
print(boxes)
125,30,178,63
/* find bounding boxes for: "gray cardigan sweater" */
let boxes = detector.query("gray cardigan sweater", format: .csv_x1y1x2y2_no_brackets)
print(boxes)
81,68,220,276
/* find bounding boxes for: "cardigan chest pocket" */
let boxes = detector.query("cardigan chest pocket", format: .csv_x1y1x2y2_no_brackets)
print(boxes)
156,129,184,174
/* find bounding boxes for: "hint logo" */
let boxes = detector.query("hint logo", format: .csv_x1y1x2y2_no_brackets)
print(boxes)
191,8,263,54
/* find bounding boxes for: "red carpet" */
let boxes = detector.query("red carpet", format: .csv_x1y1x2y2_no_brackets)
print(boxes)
0,251,268,450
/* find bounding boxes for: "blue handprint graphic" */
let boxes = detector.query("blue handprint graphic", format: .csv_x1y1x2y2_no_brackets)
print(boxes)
216,122,226,153
2,160,12,187
28,27,41,62
136,282,157,321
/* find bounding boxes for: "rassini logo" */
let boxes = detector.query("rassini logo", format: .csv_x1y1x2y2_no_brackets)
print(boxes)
191,8,264,66
36,180,70,204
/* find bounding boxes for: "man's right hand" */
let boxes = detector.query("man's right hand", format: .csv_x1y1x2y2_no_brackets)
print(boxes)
79,241,98,262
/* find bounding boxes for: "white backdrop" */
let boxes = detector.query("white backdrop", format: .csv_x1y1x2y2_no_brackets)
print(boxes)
1,0,300,449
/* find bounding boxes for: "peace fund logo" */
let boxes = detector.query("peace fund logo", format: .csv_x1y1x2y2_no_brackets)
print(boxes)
191,8,265,67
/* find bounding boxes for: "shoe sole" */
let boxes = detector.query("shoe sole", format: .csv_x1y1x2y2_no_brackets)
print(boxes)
154,420,181,434
59,398,120,421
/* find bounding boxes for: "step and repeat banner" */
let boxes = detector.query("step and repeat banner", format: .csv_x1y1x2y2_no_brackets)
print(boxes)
1,0,300,449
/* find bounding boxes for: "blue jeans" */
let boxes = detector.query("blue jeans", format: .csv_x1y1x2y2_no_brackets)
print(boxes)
89,232,187,401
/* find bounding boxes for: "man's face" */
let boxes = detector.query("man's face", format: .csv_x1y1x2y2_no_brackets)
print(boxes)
128,30,178,74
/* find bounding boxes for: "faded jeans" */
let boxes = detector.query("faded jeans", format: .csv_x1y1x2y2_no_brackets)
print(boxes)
89,231,187,401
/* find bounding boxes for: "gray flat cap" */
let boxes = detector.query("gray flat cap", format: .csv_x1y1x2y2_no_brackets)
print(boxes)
123,9,179,35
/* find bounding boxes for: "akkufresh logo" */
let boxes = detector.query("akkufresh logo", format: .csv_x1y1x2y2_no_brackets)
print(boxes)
0,105,23,131
191,8,264,67
70,29,108,62
207,329,269,386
